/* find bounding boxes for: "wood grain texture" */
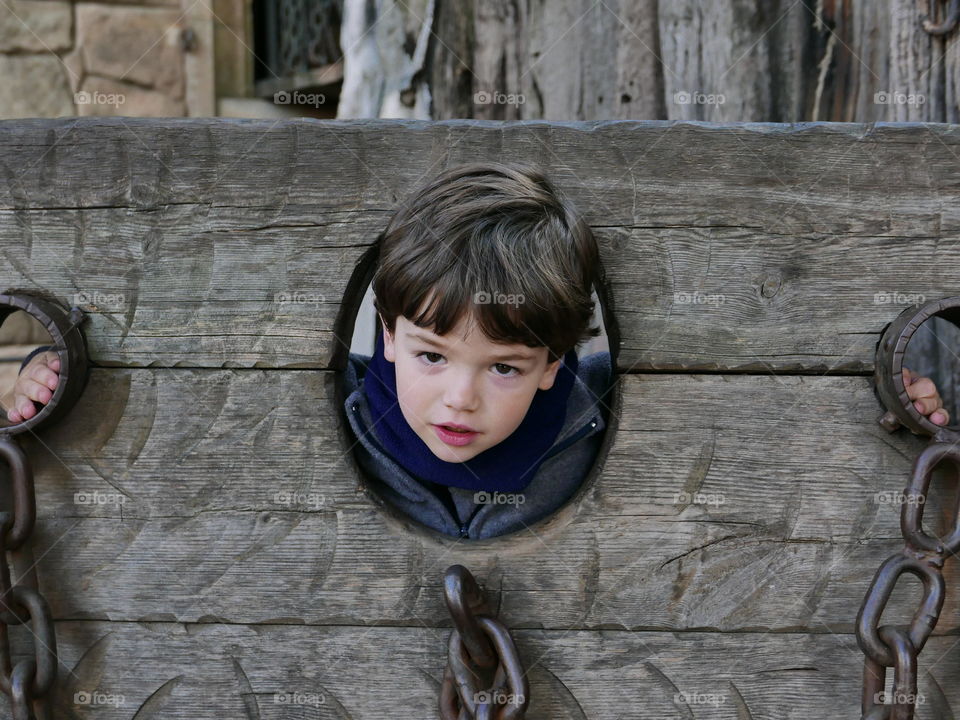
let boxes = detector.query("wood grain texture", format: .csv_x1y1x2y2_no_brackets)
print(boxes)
342,0,960,123
451,0,813,122
2,117,960,718
9,623,960,719
7,368,956,636
2,119,960,371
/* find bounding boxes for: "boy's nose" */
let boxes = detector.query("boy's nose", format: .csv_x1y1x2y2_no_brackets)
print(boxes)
442,372,480,411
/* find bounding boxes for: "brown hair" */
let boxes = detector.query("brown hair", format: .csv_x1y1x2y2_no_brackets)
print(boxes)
372,162,602,363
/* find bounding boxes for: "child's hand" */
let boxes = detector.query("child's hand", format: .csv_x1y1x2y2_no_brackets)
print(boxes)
903,366,950,426
8,350,60,423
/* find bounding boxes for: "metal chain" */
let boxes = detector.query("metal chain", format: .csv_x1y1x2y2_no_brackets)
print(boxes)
0,438,57,720
923,0,960,35
856,442,960,719
439,565,529,720
275,0,342,76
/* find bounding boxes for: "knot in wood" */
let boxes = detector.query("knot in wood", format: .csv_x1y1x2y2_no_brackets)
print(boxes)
760,276,782,298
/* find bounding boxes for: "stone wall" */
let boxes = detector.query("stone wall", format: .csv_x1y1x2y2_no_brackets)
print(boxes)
0,0,193,118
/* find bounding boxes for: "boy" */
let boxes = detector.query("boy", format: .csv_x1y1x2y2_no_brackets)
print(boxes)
341,162,614,539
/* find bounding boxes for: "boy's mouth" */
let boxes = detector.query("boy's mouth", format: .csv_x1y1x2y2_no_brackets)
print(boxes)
437,423,476,433
432,423,480,446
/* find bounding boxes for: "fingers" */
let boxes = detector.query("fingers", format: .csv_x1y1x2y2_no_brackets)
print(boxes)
913,394,941,415
18,378,53,406
25,361,59,392
13,372,54,418
26,351,60,387
931,407,951,426
7,384,44,424
902,367,951,424
5,351,62,426
905,376,938,402
13,392,37,420
41,351,60,373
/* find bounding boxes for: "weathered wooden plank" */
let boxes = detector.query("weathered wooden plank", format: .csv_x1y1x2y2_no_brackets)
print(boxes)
658,2,771,121
343,0,958,124
2,119,960,370
2,117,958,718
656,1,820,122
510,0,665,120
11,369,956,631
5,623,958,719
28,508,952,632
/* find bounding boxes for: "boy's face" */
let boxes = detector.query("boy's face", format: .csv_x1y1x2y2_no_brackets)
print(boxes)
381,313,563,463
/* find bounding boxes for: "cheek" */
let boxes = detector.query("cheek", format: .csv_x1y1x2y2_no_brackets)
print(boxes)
394,360,414,393
495,381,539,421
394,359,432,410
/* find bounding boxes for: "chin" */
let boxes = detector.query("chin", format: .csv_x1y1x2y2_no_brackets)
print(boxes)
432,447,474,463
423,439,478,463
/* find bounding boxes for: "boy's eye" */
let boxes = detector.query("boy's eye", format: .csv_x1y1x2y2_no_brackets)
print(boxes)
417,351,444,364
492,363,520,377
415,352,520,377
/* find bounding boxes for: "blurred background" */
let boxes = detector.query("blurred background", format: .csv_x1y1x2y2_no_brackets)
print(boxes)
1,0,957,123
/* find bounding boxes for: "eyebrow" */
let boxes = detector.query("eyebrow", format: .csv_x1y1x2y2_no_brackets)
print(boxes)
408,332,537,362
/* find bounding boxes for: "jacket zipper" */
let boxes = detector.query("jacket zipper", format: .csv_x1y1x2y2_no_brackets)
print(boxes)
540,416,600,462
461,418,600,539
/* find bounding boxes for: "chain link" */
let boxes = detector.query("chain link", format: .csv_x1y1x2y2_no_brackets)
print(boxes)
0,438,57,719
439,565,530,720
856,442,960,719
923,0,960,34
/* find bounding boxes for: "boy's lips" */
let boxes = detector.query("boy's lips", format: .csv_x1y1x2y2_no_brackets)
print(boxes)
432,423,480,447
436,422,477,432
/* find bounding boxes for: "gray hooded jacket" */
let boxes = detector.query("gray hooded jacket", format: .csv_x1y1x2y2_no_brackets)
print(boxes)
342,351,612,539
